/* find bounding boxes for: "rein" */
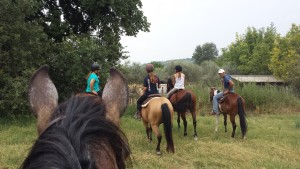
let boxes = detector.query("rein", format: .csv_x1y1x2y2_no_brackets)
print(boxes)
38,115,66,136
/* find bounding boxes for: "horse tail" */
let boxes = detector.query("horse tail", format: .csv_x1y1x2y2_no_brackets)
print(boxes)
237,97,247,137
161,103,175,153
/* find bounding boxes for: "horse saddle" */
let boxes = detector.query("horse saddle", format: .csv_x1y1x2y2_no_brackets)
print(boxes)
141,94,161,108
218,94,231,113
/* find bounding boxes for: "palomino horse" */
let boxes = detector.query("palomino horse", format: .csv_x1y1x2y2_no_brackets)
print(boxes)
21,65,131,168
209,87,247,139
167,78,198,140
140,95,175,155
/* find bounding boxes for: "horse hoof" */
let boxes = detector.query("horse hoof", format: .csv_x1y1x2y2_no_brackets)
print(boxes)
215,129,218,132
194,137,198,141
184,133,187,136
156,151,161,155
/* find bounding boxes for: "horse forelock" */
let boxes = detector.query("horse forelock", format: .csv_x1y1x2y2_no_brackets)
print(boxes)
22,95,131,169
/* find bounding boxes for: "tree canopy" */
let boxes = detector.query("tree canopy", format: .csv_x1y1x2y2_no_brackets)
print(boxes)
192,42,218,65
0,0,150,116
217,24,277,75
269,24,300,89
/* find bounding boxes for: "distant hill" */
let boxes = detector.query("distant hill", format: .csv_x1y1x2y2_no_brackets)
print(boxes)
157,58,194,65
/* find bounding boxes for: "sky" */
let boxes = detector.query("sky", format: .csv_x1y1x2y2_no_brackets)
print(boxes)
120,0,300,64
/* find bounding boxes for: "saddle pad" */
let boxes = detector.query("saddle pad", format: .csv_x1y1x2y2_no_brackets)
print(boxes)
141,97,160,108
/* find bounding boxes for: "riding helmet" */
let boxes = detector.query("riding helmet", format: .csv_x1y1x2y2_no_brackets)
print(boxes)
175,65,182,72
91,62,100,71
146,63,154,72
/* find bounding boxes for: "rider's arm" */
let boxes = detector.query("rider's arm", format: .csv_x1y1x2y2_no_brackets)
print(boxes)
90,79,98,95
172,74,176,86
142,86,147,92
224,80,234,95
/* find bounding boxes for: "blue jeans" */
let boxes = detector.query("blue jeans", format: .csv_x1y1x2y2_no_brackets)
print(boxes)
213,89,234,114
213,91,224,114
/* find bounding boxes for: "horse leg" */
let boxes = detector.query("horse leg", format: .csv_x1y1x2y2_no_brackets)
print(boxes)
143,120,152,142
191,111,197,140
145,127,152,142
230,115,236,138
151,125,162,155
223,113,228,133
180,112,188,136
177,112,181,128
215,114,219,132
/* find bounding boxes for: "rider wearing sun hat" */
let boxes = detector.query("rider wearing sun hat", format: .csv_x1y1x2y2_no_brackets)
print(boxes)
211,68,234,115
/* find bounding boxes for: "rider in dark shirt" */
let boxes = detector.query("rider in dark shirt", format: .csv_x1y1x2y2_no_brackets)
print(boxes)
135,63,160,119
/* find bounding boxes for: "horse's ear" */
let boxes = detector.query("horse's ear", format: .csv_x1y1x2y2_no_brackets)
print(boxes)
28,65,58,134
102,68,129,126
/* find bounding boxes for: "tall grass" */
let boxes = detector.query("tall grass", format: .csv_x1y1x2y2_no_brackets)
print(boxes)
1,106,300,169
0,116,37,168
187,83,300,114
1,83,300,168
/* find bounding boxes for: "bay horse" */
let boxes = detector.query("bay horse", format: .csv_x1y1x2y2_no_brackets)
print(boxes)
140,95,175,155
21,65,131,169
209,87,247,139
167,78,198,140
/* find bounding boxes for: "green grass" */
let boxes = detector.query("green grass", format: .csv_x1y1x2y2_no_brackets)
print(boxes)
1,106,300,169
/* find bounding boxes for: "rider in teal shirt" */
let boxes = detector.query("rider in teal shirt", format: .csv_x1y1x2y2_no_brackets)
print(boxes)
85,63,102,97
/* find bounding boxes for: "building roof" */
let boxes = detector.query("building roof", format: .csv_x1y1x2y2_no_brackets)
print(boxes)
231,75,284,83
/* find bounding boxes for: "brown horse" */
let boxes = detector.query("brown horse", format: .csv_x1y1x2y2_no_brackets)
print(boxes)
209,87,247,139
140,96,175,155
21,65,131,168
167,78,198,140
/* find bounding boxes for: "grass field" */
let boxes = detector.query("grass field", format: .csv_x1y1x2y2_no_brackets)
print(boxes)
1,105,300,169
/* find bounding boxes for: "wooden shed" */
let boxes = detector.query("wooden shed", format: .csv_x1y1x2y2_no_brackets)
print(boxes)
231,75,285,86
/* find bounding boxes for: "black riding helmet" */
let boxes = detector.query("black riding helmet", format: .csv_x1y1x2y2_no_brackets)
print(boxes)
91,63,100,71
175,65,182,72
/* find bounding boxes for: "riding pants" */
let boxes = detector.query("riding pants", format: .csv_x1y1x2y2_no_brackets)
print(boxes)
213,91,224,114
137,94,148,111
166,88,178,99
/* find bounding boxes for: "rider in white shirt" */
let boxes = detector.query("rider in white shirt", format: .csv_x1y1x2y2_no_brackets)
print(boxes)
166,65,185,99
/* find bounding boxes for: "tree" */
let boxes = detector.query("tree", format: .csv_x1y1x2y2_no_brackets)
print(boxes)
30,0,150,61
0,0,53,116
270,24,300,90
0,0,150,116
217,24,278,75
192,42,218,65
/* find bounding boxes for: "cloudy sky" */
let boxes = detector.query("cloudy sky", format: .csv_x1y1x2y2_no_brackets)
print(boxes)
120,0,300,64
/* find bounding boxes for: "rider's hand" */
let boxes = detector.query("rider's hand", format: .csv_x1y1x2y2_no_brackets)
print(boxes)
223,90,228,95
92,91,98,95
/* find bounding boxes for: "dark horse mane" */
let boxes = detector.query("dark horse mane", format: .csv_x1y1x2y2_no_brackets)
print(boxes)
20,95,131,169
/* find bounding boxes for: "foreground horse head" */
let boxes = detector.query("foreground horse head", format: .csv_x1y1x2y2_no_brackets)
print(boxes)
141,96,175,155
22,65,131,168
166,78,198,140
209,87,247,139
